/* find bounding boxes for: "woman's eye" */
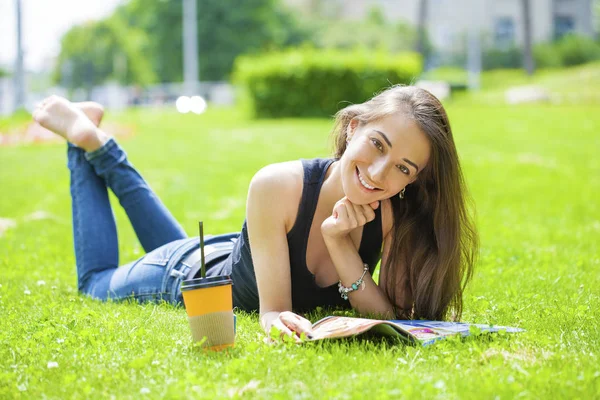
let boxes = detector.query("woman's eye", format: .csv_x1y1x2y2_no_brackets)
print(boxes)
398,165,410,175
370,138,383,151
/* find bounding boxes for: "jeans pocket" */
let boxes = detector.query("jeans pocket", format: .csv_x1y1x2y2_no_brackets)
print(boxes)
141,256,169,267
141,238,192,268
141,246,172,267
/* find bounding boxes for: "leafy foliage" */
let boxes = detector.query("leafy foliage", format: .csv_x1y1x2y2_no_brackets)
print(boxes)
554,34,600,66
293,4,432,58
481,35,600,71
532,43,563,68
482,46,523,70
234,48,422,118
534,35,600,68
53,17,157,89
54,0,308,87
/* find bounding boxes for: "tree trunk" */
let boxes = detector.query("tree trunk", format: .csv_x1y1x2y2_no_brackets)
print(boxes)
521,0,535,75
14,0,25,109
416,0,429,64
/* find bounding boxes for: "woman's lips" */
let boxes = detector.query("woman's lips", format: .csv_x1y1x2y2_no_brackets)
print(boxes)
355,167,381,192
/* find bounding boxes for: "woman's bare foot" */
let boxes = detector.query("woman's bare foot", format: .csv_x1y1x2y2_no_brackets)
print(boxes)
32,95,109,152
74,101,104,127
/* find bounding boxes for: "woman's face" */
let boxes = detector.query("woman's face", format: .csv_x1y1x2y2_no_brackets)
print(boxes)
340,113,431,204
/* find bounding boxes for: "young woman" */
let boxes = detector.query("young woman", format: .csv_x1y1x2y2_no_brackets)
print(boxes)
33,86,478,341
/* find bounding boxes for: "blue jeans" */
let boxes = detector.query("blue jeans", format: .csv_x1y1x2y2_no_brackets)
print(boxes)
68,138,232,305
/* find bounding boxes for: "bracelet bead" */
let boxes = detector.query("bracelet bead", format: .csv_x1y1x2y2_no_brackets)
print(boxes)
338,264,369,300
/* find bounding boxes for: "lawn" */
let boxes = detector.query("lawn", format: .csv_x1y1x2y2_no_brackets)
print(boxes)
1,76,599,398
424,61,600,106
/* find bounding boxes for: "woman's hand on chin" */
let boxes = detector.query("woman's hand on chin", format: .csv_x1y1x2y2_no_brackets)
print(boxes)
321,197,379,240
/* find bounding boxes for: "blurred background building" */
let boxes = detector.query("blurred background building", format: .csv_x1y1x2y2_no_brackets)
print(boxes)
285,0,595,65
1,0,598,116
286,0,594,43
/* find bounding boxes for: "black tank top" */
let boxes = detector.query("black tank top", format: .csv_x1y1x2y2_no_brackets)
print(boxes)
217,158,383,312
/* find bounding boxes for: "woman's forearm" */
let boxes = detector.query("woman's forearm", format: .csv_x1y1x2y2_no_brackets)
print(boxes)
324,236,394,318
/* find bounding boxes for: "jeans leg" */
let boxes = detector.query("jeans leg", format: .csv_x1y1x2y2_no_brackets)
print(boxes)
68,144,119,292
85,138,187,252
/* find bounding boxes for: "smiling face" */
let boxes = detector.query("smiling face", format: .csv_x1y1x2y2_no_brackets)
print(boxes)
340,113,431,204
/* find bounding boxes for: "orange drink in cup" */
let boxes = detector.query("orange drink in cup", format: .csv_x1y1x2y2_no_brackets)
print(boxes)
181,276,235,351
183,221,235,350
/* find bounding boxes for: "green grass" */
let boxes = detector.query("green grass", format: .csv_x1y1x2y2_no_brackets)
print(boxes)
424,61,600,105
0,109,35,133
1,78,600,398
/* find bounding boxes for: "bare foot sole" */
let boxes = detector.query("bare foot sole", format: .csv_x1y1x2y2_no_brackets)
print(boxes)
74,101,104,127
32,95,108,152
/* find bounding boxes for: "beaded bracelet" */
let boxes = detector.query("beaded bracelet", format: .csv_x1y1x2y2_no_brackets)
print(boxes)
338,264,369,300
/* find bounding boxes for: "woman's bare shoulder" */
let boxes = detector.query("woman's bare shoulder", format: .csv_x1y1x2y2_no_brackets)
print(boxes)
248,161,304,230
250,160,303,190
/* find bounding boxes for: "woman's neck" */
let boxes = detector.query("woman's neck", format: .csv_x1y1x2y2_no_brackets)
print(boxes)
319,160,346,211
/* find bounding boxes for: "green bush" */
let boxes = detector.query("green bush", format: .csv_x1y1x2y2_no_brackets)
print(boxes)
533,42,563,68
421,66,468,85
555,34,600,66
233,48,422,118
482,46,523,70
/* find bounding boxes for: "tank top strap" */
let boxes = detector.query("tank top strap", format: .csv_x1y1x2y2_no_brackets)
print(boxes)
288,158,335,240
289,157,382,271
358,203,383,271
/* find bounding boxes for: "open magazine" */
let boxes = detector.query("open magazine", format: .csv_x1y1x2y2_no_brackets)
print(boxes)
309,316,524,346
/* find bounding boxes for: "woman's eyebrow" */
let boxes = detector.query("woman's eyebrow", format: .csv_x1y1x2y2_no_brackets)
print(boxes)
374,130,419,172
403,158,419,173
374,130,393,147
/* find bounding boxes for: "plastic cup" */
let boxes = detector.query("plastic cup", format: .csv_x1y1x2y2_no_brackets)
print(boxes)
181,275,234,351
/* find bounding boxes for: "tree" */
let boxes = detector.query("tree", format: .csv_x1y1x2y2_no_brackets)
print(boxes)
306,5,424,54
54,17,157,89
415,0,430,64
113,0,307,82
54,0,307,87
595,0,600,39
521,0,535,75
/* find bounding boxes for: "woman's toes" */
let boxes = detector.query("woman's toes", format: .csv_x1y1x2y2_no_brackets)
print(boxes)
74,101,105,127
32,108,48,125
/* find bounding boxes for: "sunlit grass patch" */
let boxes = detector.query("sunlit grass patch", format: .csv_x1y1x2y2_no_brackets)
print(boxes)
1,93,599,398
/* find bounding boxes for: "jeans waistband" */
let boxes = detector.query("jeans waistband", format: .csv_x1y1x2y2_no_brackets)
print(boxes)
164,233,239,292
160,238,201,295
182,244,235,280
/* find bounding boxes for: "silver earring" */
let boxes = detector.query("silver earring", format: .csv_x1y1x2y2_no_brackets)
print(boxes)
399,187,406,199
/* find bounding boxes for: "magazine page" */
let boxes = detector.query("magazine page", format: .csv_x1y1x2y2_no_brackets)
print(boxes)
389,320,525,345
310,316,412,341
309,317,524,345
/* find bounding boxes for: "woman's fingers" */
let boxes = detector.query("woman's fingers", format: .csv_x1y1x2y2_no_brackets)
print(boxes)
270,319,302,343
359,203,376,222
349,202,371,226
341,199,359,227
267,312,315,343
279,312,314,339
338,198,375,227
323,197,379,238
333,199,358,227
332,201,349,222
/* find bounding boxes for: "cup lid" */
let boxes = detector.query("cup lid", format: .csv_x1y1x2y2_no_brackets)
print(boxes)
181,275,233,291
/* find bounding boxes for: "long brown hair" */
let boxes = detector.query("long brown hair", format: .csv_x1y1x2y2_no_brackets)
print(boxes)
331,85,478,321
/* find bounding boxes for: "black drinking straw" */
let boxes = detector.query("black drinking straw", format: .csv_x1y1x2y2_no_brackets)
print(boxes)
199,221,206,279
